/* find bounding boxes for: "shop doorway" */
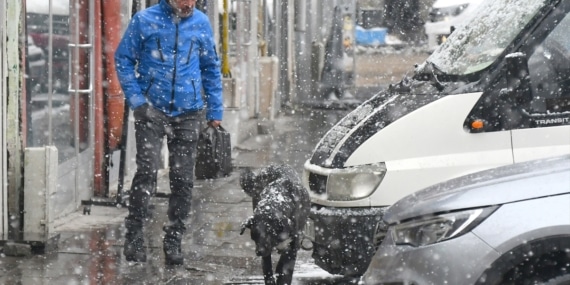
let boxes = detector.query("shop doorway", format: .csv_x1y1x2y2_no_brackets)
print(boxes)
25,0,95,218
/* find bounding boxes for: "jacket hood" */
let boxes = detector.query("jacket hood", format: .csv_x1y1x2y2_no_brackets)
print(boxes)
384,155,570,224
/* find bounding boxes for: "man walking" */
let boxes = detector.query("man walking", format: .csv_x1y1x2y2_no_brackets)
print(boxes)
114,0,223,265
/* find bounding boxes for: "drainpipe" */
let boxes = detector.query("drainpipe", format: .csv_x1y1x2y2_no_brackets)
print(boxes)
92,0,103,196
99,0,124,196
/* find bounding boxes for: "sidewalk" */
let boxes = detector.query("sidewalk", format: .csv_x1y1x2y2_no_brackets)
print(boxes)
0,174,256,283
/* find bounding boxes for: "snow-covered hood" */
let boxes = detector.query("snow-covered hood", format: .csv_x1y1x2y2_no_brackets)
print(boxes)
309,92,438,168
308,77,477,168
384,155,570,224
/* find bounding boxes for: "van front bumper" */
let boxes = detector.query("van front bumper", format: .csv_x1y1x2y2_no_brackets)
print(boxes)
309,204,386,276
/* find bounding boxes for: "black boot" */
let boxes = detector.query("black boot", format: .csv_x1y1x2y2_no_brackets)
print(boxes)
124,218,146,262
163,225,185,265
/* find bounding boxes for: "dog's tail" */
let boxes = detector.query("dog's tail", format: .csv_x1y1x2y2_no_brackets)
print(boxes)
240,216,253,235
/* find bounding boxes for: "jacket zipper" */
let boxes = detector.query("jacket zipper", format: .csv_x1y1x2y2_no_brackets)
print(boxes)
170,23,179,113
192,80,197,100
144,77,154,97
186,40,194,64
156,38,165,62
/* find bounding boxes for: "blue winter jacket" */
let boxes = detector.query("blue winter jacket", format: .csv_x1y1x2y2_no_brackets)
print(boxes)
114,0,223,120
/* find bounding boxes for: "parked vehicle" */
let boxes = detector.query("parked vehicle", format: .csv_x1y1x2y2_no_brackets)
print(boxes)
424,0,483,51
26,0,70,93
26,35,46,92
361,155,570,284
303,0,570,276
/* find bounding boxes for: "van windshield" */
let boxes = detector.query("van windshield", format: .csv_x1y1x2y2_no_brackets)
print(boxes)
420,0,548,75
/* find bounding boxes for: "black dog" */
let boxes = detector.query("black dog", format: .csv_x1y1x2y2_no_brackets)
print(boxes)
239,164,310,285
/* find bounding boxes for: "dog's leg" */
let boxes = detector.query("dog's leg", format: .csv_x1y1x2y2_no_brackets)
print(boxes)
275,239,298,285
262,255,276,285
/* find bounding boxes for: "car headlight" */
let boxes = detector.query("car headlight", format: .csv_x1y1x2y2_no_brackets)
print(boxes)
391,206,498,247
327,162,386,201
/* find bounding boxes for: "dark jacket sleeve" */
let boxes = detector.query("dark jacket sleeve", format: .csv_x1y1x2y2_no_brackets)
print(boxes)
114,14,147,110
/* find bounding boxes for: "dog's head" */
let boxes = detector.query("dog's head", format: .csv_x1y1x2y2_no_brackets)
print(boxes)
240,164,301,197
239,167,258,197
257,164,301,186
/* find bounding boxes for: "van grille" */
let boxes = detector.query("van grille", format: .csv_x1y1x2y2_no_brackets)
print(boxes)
308,173,327,195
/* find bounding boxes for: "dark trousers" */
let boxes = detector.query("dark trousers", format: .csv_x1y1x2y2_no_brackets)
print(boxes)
126,107,201,233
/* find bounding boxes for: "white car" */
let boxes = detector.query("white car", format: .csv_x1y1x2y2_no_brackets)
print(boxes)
424,0,483,51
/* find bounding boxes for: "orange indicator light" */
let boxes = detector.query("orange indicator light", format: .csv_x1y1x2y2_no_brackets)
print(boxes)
471,120,484,130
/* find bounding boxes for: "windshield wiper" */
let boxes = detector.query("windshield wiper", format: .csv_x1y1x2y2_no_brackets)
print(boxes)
425,60,446,91
426,60,444,74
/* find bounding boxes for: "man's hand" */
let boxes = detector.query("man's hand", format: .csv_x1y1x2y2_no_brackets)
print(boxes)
133,103,152,118
208,120,222,128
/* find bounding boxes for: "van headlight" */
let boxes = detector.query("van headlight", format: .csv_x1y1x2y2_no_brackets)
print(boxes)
327,162,386,201
391,206,498,247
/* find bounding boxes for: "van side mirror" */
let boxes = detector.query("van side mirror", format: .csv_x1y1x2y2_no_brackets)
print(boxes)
502,52,532,105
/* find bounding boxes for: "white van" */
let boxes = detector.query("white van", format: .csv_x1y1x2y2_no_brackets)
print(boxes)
424,0,483,51
303,0,570,277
